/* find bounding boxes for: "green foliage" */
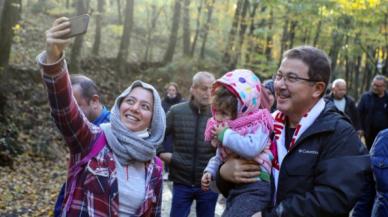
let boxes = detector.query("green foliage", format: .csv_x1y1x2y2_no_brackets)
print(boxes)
7,0,388,99
142,57,225,95
31,0,56,14
47,6,75,17
106,24,124,35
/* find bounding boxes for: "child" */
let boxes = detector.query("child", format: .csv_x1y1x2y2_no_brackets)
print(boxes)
201,69,273,217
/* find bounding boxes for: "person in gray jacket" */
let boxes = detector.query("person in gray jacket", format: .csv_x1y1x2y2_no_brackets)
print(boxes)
158,71,218,217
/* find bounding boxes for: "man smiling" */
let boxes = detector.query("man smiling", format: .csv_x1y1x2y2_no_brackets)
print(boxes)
218,46,371,217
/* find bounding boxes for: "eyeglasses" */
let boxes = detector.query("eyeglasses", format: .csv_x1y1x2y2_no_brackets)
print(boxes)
273,72,320,84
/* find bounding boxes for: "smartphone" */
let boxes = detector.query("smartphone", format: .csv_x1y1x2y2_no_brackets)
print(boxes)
66,14,90,38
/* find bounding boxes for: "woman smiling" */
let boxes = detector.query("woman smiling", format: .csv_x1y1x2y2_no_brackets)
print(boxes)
37,17,165,217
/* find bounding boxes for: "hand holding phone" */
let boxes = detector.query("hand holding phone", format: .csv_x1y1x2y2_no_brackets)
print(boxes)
45,14,89,63
65,14,90,38
45,17,71,63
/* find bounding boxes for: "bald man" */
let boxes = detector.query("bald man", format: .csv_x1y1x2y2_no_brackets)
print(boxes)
158,71,218,217
326,79,361,132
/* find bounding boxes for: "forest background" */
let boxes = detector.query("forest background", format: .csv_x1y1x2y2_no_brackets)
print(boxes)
0,0,387,216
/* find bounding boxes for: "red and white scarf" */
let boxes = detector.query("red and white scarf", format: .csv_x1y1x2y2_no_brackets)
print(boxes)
271,98,325,194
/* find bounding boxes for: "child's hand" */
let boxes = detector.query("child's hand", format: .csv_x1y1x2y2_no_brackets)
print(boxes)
201,172,212,191
214,122,229,139
210,138,220,148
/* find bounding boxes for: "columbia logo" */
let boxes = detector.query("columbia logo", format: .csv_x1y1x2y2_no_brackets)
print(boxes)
298,149,319,155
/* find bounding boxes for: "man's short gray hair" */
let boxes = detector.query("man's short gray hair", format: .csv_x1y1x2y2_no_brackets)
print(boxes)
332,78,346,88
373,75,387,84
192,71,215,87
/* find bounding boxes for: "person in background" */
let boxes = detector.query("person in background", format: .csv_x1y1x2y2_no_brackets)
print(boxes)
325,78,361,133
352,128,388,217
162,82,184,112
158,71,218,217
40,17,165,217
161,82,184,180
70,74,111,125
263,79,276,112
358,75,388,150
54,74,111,217
217,46,370,217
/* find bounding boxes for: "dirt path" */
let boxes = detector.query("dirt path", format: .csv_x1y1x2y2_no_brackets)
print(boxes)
0,153,225,217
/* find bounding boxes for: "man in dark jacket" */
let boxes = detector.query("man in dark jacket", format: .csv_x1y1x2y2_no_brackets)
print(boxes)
358,75,388,150
352,129,388,217
217,46,370,217
325,78,361,132
158,72,218,217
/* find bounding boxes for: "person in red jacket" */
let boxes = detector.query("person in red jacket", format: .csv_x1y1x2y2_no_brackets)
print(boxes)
39,17,165,217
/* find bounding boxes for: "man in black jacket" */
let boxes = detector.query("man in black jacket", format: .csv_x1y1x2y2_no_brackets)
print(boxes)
358,75,388,150
158,72,218,217
217,46,370,217
325,78,361,133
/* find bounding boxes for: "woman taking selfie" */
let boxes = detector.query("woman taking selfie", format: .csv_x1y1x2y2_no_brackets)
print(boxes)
37,17,165,217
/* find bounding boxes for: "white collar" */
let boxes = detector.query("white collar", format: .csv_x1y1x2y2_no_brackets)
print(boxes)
135,129,150,138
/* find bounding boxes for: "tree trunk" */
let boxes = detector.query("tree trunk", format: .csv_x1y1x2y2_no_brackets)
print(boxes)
328,31,344,74
383,48,388,76
0,0,5,120
92,0,104,55
382,14,388,76
199,0,216,59
182,0,191,56
0,0,21,69
246,5,266,68
0,0,20,121
374,47,380,75
265,8,273,61
190,0,203,57
278,18,289,66
288,20,298,49
117,0,122,24
301,26,310,44
69,0,89,74
244,1,260,64
362,46,377,92
348,35,359,97
354,54,362,100
117,0,134,74
163,0,181,63
344,35,350,82
312,20,322,47
231,0,249,68
222,0,244,66
66,0,70,8
144,4,161,62
0,0,4,18
348,60,354,95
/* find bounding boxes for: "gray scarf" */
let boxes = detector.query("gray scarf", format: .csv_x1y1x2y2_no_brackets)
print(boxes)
100,80,166,165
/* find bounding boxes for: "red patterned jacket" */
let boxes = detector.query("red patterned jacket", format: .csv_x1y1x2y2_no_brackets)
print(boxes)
38,52,163,217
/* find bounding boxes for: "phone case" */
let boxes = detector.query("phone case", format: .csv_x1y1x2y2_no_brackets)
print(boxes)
67,14,89,38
